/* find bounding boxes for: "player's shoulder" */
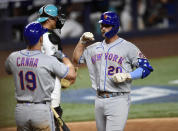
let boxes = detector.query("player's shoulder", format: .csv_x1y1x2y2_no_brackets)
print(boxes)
41,53,55,59
37,54,62,68
42,53,59,62
121,37,137,48
120,37,131,44
8,50,20,58
5,50,21,63
86,42,101,50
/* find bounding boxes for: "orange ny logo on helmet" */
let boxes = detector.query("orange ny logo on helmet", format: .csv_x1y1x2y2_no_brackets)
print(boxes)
104,14,108,20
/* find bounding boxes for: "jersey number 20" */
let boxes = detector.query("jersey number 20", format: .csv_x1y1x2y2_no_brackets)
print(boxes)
108,66,122,75
18,71,36,91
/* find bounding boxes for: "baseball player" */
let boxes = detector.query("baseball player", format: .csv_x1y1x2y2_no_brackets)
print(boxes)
5,22,76,131
36,4,66,124
73,11,153,131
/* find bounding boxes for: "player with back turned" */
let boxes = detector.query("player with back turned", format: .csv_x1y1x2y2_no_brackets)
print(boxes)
5,22,76,131
73,11,153,131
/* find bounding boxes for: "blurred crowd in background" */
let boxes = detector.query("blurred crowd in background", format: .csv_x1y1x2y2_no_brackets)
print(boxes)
0,0,177,42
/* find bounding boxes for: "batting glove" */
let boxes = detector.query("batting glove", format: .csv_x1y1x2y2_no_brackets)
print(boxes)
112,73,132,83
79,32,95,44
53,50,67,61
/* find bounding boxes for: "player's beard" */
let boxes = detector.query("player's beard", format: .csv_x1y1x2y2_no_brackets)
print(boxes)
102,28,112,38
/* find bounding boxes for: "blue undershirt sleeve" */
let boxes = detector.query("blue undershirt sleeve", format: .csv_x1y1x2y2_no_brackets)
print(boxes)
130,67,143,80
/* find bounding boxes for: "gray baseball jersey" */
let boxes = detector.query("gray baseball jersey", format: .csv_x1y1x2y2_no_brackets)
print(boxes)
79,37,144,92
5,49,68,102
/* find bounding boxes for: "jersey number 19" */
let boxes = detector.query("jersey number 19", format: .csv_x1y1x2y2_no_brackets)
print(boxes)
18,71,37,91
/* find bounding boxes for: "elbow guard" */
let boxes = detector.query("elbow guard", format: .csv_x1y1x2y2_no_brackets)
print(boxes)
138,58,154,79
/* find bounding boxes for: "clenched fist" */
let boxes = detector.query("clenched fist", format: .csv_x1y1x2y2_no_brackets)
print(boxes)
80,32,95,44
112,73,132,83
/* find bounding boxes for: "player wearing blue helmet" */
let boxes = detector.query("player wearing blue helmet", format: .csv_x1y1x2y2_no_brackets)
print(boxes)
73,11,153,131
5,22,76,131
24,22,48,46
98,11,120,38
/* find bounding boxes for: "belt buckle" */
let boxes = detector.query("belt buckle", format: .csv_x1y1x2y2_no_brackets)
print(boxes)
105,94,110,98
101,92,111,98
97,91,114,98
112,92,116,97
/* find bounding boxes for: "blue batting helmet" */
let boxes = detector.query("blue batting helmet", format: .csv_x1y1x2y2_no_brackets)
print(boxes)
98,11,120,38
37,4,59,23
24,22,48,46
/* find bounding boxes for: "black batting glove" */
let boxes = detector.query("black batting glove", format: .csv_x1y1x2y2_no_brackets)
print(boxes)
54,105,63,117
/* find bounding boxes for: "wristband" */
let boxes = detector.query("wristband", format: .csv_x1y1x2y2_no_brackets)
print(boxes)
53,50,67,60
130,67,143,80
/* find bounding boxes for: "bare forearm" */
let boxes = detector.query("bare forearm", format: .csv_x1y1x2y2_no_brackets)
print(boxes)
62,57,76,81
73,32,94,64
62,57,73,68
72,42,85,64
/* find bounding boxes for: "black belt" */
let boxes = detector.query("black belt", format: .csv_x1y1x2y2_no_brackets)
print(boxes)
97,90,129,98
17,101,48,104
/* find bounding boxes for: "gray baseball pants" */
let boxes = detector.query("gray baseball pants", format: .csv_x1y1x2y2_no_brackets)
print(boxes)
95,94,131,131
15,103,55,131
